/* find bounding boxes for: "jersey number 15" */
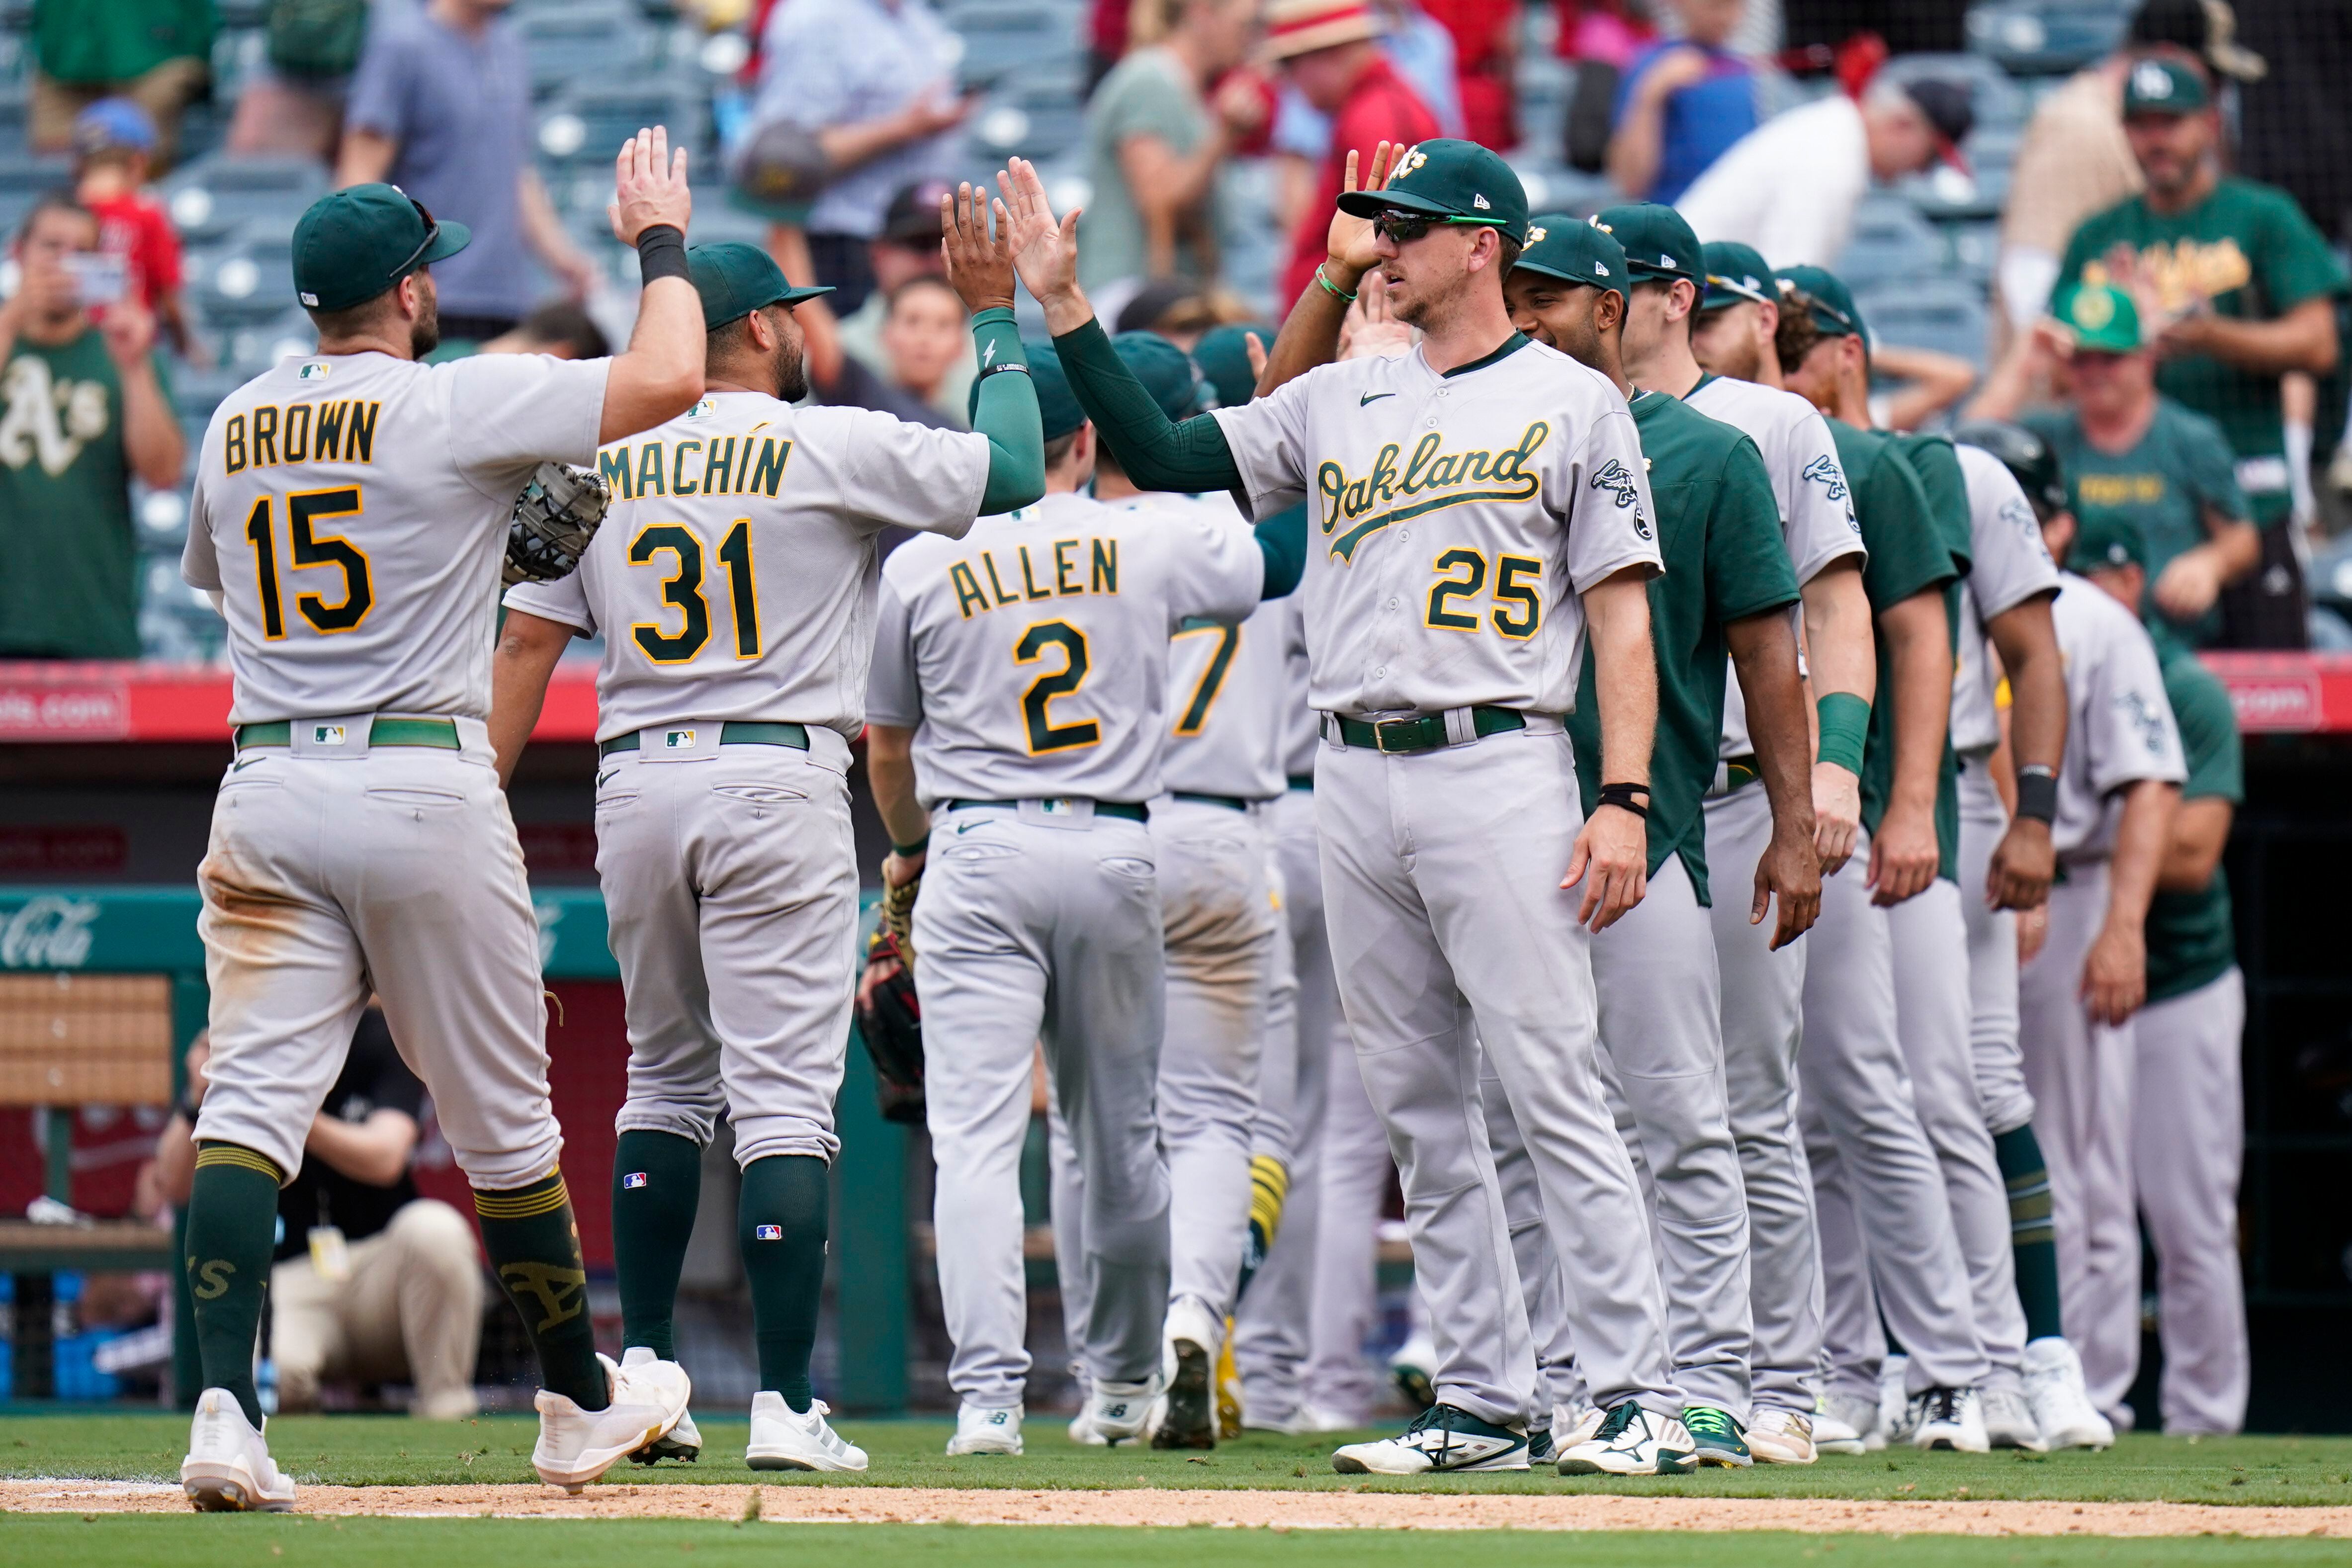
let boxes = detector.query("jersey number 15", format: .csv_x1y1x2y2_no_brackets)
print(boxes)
246,487,373,638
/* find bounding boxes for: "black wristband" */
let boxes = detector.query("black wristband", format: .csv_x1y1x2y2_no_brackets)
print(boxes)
975,360,1032,380
635,224,688,284
2013,767,2058,825
1597,782,1651,820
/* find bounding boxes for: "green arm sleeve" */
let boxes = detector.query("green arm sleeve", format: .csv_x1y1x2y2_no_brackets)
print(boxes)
968,308,1046,515
1053,317,1243,494
1253,501,1307,600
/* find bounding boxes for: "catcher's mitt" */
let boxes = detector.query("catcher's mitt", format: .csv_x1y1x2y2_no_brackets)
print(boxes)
857,927,924,1123
505,461,612,586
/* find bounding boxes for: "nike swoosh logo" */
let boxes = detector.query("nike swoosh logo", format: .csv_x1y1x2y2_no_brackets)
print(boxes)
232,757,264,772
1359,392,1395,406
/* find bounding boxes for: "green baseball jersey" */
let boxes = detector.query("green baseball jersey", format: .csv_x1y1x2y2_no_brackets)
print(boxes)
2060,176,2350,523
2021,397,2249,647
0,329,157,659
2145,627,2242,1003
1892,433,1975,886
1830,421,1960,875
1568,388,1798,906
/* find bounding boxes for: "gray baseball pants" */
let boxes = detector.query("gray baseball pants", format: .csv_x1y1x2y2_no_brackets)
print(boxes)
2133,967,2249,1434
1316,725,1681,1426
1957,762,2036,1133
1703,781,1822,1417
2018,863,2138,1421
1799,827,1989,1399
918,802,1171,1408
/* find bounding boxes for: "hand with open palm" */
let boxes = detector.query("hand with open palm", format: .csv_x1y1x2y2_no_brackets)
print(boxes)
1325,141,1402,291
995,157,1091,334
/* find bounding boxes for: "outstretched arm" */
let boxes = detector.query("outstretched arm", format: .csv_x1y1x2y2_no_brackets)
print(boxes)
940,180,1045,514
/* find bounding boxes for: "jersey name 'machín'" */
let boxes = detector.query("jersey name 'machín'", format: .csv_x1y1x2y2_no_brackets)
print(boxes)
947,533,1121,620
597,433,795,501
222,399,381,473
1313,419,1549,562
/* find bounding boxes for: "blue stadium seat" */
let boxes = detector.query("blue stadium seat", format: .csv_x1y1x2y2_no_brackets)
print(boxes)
0,153,71,236
1966,0,2130,77
161,156,330,246
1858,276,1991,369
1835,196,1945,290
948,3,1081,76
188,226,298,329
537,82,706,171
519,5,658,100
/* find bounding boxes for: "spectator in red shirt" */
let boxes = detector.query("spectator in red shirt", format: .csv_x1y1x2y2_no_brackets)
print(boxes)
1418,0,1519,150
71,98,199,362
1269,0,1443,306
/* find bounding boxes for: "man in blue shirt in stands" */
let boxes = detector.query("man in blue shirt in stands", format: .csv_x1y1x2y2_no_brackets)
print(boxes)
1608,0,1756,203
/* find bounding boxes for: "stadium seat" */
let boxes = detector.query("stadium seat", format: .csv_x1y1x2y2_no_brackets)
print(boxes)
160,156,329,247
519,4,658,100
188,226,298,329
1966,0,2131,77
0,152,71,237
949,2,1082,76
537,82,706,171
1876,52,2031,135
1835,196,1946,290
1858,276,1992,369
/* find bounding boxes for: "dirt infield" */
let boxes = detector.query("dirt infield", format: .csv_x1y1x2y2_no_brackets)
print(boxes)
7,1479,2350,1536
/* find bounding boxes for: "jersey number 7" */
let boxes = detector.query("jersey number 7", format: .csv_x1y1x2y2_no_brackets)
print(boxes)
245,487,374,638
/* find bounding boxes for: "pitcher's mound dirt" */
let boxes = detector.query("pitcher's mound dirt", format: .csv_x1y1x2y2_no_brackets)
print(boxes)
6,1480,2349,1536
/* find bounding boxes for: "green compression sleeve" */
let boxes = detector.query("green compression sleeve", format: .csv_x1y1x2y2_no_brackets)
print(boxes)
1053,316,1242,494
1816,690,1871,775
969,307,1045,515
1254,500,1307,599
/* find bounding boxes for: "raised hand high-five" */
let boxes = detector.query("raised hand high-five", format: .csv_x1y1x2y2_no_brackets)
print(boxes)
995,157,1091,334
941,180,1016,316
609,125,692,245
1324,141,1402,291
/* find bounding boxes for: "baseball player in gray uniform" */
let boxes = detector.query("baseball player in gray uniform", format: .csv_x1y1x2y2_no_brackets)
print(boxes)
1010,144,1693,1476
2017,507,2186,1429
1042,331,1289,1450
1647,228,1879,1466
865,338,1299,1457
175,133,705,1506
489,197,1046,1471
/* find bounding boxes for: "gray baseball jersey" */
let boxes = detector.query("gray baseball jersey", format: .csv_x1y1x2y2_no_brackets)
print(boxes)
1209,337,1662,717
1278,590,1316,778
1947,444,2063,755
503,392,988,740
1133,492,1288,802
1683,372,1863,757
183,350,610,721
2048,574,2186,860
868,490,1263,803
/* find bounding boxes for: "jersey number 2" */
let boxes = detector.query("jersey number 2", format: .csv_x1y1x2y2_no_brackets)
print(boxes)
1016,621,1099,754
245,488,373,637
630,520,760,663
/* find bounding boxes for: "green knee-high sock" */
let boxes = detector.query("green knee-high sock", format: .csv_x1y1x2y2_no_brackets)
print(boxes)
1995,1124,2065,1341
474,1170,605,1409
183,1143,285,1427
739,1154,830,1412
612,1131,702,1360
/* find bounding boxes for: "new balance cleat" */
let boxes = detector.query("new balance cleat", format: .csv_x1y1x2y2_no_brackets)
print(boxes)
1746,1406,1817,1465
1071,1375,1160,1446
947,1402,1024,1455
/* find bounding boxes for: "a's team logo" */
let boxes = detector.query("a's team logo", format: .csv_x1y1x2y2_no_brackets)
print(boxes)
1587,216,1613,234
1801,452,1849,505
664,728,697,749
313,724,346,746
1524,225,1547,244
2069,287,2116,331
1396,146,1429,176
754,1224,783,1241
1313,421,1550,562
2115,689,2172,755
298,362,330,380
1590,458,1651,540
497,1261,589,1332
621,1172,648,1189
0,356,113,477
2131,59,2176,100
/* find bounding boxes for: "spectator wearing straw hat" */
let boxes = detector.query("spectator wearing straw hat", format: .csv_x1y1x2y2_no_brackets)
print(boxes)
1267,0,1442,307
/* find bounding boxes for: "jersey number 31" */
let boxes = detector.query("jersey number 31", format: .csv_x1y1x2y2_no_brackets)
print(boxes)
630,521,760,663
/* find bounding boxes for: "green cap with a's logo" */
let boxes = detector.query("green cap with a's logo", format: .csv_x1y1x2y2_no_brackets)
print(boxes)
2069,511,2149,573
1699,240,1775,311
292,183,470,312
1776,263,1869,344
1511,212,1627,293
2050,280,2142,352
2123,54,2212,116
1592,202,1702,284
688,242,834,331
1336,138,1529,245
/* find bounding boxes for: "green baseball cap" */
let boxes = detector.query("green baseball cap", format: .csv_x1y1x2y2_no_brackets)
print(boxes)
2122,54,2212,116
1335,138,1529,246
1592,202,1701,284
1511,213,1627,293
968,337,1086,440
2049,280,2143,352
1112,331,1205,422
1193,322,1275,410
1699,240,1775,312
1775,263,1868,343
2070,511,2149,574
292,183,470,312
688,242,834,332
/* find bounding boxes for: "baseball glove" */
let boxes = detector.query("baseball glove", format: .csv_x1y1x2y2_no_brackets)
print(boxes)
505,461,612,586
857,928,925,1124
878,865,920,958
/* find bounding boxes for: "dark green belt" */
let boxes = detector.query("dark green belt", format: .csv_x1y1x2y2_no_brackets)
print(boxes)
1172,792,1250,812
1286,774,1314,791
946,798,1148,822
234,717,459,750
1725,753,1759,792
600,720,810,758
1326,705,1537,755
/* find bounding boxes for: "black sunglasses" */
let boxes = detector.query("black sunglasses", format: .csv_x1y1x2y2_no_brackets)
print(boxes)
389,194,440,280
1371,209,1493,245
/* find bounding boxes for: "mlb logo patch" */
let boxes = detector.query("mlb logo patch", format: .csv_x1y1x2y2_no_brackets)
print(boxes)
754,1224,783,1241
621,1172,648,1189
298,362,330,380
689,396,715,419
312,724,347,746
664,729,697,750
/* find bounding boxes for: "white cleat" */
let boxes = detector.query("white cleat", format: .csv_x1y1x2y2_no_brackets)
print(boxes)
622,1347,701,1464
947,1402,1024,1455
1553,1403,1604,1454
1387,1329,1437,1411
1152,1296,1220,1450
1333,1404,1530,1475
1556,1401,1696,1477
747,1393,868,1472
1983,1384,2049,1452
1814,1393,1878,1456
181,1388,297,1513
1908,1386,1991,1453
2022,1337,2114,1450
1297,1402,1366,1433
1877,1353,1910,1442
1069,1375,1161,1446
533,1352,691,1492
1747,1406,1818,1465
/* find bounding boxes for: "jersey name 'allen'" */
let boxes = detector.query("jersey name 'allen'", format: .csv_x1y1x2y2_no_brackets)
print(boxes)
948,534,1121,620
